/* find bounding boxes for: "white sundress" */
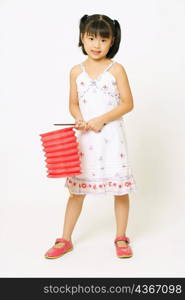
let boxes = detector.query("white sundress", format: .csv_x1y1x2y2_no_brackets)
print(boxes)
64,60,137,195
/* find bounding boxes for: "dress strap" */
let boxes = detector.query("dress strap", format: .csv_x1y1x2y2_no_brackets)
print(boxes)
104,61,115,72
80,63,85,72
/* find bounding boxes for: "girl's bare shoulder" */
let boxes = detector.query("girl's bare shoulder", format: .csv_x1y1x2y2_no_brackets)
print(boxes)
111,61,128,80
113,61,127,73
70,64,82,80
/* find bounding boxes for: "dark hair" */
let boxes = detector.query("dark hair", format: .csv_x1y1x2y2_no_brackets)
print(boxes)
78,14,121,58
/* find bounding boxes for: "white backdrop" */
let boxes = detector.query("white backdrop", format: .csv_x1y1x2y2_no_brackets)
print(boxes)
1,0,185,277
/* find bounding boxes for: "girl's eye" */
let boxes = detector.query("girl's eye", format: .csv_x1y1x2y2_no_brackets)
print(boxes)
88,37,107,42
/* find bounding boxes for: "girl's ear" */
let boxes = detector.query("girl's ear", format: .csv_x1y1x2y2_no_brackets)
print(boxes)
111,37,115,47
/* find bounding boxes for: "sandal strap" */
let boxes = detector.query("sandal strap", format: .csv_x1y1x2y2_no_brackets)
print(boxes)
55,238,70,244
114,236,130,244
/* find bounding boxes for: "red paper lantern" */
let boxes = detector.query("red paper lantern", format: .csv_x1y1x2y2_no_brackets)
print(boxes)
39,127,82,178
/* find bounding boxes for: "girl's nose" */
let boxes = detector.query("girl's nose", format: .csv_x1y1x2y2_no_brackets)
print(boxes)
94,40,101,48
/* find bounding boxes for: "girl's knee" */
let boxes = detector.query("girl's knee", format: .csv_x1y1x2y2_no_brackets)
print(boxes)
69,192,86,200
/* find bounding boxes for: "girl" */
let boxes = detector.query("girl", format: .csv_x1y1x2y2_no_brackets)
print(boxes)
45,14,137,259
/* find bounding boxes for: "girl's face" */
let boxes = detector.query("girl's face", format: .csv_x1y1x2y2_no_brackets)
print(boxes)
81,32,114,60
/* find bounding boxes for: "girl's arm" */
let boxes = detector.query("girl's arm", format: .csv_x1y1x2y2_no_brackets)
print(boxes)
100,64,134,124
68,66,88,130
69,66,84,121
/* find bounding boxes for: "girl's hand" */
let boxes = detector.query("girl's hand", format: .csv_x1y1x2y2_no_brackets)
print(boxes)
74,118,88,131
86,117,105,132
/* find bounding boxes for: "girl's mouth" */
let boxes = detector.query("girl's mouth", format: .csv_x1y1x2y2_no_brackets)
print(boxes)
91,50,101,55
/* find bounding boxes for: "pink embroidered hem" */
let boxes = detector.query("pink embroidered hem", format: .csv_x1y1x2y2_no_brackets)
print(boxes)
64,175,137,195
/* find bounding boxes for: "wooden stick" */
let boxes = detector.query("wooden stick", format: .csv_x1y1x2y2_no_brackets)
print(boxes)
53,123,75,126
53,123,107,126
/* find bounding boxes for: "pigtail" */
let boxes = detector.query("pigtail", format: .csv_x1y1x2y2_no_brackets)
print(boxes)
78,15,89,47
80,14,89,25
111,19,121,54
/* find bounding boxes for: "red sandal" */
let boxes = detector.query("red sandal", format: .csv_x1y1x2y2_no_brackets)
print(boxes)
114,236,133,258
45,238,73,259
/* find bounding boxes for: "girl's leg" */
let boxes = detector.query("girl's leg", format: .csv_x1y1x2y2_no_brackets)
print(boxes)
114,194,129,247
55,193,86,248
